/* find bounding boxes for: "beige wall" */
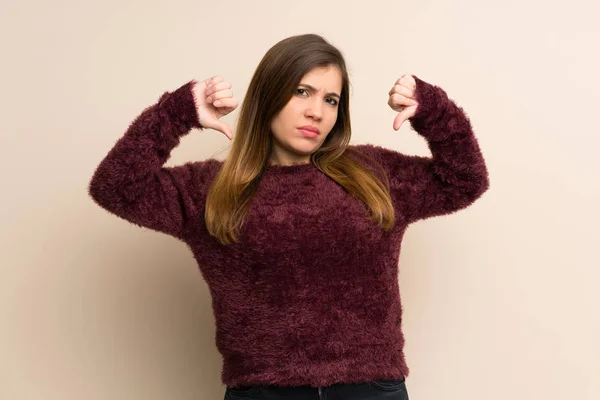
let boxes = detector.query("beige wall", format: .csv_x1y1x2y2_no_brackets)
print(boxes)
1,0,598,399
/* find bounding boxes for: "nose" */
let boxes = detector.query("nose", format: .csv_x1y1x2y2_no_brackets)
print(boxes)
305,98,324,120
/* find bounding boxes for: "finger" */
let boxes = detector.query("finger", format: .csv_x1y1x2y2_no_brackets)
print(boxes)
209,75,224,85
388,93,417,109
396,74,416,91
393,113,406,131
213,97,238,109
204,75,224,90
388,96,406,112
406,75,416,91
205,81,232,96
216,121,233,140
388,84,415,99
203,118,233,140
393,104,418,130
206,89,233,103
395,75,408,85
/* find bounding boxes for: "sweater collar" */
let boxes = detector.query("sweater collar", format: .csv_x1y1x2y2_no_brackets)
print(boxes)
262,161,318,176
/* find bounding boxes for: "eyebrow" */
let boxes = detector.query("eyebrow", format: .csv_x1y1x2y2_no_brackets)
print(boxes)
298,83,340,99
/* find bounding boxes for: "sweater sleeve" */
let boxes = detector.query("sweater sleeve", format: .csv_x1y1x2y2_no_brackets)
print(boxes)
349,75,490,224
88,80,214,240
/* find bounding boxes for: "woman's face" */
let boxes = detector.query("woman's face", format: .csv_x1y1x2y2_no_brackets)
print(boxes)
269,65,342,165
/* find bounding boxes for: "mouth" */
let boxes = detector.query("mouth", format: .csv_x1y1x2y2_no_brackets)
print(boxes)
298,126,320,138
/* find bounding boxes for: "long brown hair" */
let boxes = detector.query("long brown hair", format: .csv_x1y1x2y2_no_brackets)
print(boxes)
205,33,395,245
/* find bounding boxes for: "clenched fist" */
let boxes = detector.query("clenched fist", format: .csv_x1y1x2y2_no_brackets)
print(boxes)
192,75,238,140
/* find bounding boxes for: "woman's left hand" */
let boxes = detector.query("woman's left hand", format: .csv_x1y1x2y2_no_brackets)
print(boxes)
388,74,419,131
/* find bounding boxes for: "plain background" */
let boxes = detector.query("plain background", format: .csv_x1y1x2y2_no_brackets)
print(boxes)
1,0,599,399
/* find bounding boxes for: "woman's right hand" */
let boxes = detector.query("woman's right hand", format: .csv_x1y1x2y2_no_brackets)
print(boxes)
193,76,238,140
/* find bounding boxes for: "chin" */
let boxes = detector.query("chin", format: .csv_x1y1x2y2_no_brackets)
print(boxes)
288,141,321,155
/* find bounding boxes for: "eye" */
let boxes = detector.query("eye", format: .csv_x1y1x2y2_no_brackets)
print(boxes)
296,89,338,106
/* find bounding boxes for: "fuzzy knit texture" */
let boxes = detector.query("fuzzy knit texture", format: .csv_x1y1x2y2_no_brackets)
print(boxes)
88,75,489,389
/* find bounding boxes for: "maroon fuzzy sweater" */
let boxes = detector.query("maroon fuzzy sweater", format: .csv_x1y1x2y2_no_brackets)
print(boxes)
88,76,489,388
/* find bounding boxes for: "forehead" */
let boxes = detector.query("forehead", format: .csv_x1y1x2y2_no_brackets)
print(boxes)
300,65,342,92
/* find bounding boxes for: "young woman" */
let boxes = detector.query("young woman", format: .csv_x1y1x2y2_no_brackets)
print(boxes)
89,33,489,400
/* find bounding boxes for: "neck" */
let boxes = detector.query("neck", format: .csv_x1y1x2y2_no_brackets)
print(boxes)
268,154,311,167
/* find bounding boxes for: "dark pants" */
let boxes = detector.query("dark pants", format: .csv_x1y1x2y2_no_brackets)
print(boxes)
225,378,409,400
